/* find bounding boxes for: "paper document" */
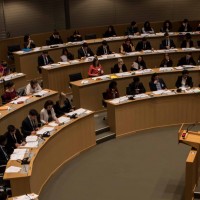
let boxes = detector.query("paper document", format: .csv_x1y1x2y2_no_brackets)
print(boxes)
5,166,21,173
11,96,30,104
36,127,54,135
58,116,70,123
115,72,131,77
26,136,38,142
10,154,24,161
33,90,48,96
13,193,39,200
174,66,183,70
67,108,86,117
23,141,38,148
159,67,174,71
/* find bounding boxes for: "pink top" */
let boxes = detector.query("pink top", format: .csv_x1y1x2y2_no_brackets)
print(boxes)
88,65,104,77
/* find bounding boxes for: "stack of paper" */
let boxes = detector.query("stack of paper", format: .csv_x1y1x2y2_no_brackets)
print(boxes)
58,61,70,65
26,136,38,142
182,65,196,68
67,108,86,117
10,149,28,161
69,60,80,64
5,166,21,173
13,193,39,200
174,66,183,70
193,88,200,93
92,75,110,81
51,63,61,68
58,116,70,123
23,141,38,148
115,72,131,77
159,67,174,72
152,90,165,95
81,80,89,84
134,94,150,99
11,96,30,104
110,96,128,104
33,90,48,96
37,126,54,135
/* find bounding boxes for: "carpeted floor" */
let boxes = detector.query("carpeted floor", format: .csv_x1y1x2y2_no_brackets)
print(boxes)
40,125,191,200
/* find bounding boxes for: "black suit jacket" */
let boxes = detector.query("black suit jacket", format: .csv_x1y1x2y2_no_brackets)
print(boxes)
78,47,94,59
177,57,196,66
128,82,146,95
136,41,152,51
21,117,38,137
96,45,112,56
5,129,24,155
181,40,194,48
0,145,9,165
38,54,54,73
178,25,193,32
149,78,167,91
113,64,127,73
49,35,63,45
161,39,176,49
160,59,173,67
175,76,193,88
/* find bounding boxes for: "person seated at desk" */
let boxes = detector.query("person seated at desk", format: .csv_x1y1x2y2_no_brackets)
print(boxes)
54,92,74,117
69,30,82,42
196,23,200,31
5,125,25,155
25,80,42,95
160,53,173,67
181,33,194,48
149,73,167,91
60,48,74,62
49,29,63,45
21,109,39,137
40,100,59,125
175,69,193,88
38,50,54,73
0,135,9,165
135,37,152,51
126,21,140,35
141,21,154,34
131,56,147,71
160,32,176,49
0,191,7,200
2,81,18,104
178,19,193,32
103,25,117,37
78,42,94,59
0,61,9,77
24,34,36,49
113,58,127,73
160,20,172,33
88,57,104,77
120,38,135,54
105,81,119,99
96,40,112,56
128,76,146,95
177,53,196,66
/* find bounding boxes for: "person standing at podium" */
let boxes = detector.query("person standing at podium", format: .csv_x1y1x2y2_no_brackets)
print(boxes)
175,70,193,88
149,73,167,91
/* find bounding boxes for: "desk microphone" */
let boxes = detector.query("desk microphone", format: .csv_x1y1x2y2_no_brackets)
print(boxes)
186,122,198,133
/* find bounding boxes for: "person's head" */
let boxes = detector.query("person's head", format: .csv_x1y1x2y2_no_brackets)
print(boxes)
102,40,108,47
142,37,147,43
164,32,169,39
182,69,189,78
7,125,16,134
0,134,7,146
109,81,117,89
92,57,99,67
44,100,54,110
42,50,48,56
183,19,189,25
5,81,15,90
144,21,150,28
186,53,192,60
53,29,59,35
125,38,131,45
163,20,172,29
82,42,88,50
24,34,30,42
62,48,69,55
29,109,39,120
133,76,140,83
73,30,80,35
185,33,191,40
30,80,38,89
108,25,114,32
164,53,170,60
131,21,136,27
137,56,143,62
151,73,159,81
118,58,124,65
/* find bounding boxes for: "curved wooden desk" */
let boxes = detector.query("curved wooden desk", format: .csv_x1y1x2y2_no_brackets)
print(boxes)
4,111,95,197
0,89,58,133
42,48,200,93
13,32,200,80
106,91,200,136
70,67,200,112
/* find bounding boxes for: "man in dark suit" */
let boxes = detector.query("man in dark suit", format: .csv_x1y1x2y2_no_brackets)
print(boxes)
38,50,54,73
177,53,196,66
181,33,194,48
175,70,193,88
149,73,167,91
0,135,9,166
178,19,193,32
136,37,152,51
21,109,39,138
96,40,112,56
49,29,63,45
128,76,146,95
78,42,94,59
160,33,176,49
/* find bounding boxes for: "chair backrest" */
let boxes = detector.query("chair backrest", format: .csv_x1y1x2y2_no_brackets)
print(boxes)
126,86,131,95
1,94,6,105
7,44,21,54
17,87,26,96
102,92,108,108
69,73,83,82
110,67,115,74
85,34,96,40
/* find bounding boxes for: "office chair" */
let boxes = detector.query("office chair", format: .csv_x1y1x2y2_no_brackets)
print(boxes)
85,34,96,40
69,72,83,88
7,44,21,61
197,41,200,48
1,95,6,105
110,67,115,74
102,92,108,120
17,87,26,96
126,87,131,95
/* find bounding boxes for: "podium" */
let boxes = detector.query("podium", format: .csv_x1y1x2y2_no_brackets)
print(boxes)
178,124,200,200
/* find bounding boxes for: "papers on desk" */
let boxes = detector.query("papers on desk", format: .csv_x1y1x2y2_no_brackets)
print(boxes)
32,47,40,51
174,66,183,70
193,88,200,93
182,65,196,68
26,136,38,142
37,126,54,134
58,116,70,123
115,72,132,77
143,50,152,54
1,73,24,81
159,67,174,72
67,108,87,117
152,90,175,95
41,65,52,69
92,75,110,81
84,56,95,62
135,69,153,75
134,93,150,99
10,149,28,161
51,63,61,68
81,80,89,84
156,32,165,36
69,60,80,64
13,193,39,200
58,61,70,65
5,166,21,173
15,51,24,54
10,96,30,104
182,47,196,51
23,141,38,148
110,96,128,104
33,90,48,97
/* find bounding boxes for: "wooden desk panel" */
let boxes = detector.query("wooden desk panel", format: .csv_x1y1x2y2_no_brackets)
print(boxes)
106,93,200,136
71,68,200,112
0,90,58,133
4,112,96,196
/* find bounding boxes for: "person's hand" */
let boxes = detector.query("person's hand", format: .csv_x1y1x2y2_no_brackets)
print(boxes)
31,131,36,135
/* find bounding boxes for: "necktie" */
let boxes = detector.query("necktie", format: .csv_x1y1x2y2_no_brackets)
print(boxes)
143,43,146,50
104,47,107,54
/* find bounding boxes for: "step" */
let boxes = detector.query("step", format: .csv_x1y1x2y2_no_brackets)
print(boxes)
96,131,116,144
95,126,110,135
